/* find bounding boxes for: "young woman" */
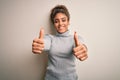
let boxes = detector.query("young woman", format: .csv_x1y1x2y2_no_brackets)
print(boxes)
32,5,88,80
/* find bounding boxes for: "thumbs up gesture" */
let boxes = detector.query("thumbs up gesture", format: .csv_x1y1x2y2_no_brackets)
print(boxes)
73,32,88,61
32,28,44,54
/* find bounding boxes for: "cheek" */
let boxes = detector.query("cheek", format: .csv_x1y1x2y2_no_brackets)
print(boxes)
65,20,69,25
65,22,69,27
54,23,58,29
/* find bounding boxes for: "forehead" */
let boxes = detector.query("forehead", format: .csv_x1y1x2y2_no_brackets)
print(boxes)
54,13,67,19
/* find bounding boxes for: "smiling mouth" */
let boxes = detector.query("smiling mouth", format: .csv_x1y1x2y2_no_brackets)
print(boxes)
58,26,64,29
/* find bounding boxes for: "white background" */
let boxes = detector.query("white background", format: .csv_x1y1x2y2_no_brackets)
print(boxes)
0,0,120,80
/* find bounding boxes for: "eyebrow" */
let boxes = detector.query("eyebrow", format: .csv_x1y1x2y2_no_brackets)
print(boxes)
54,17,67,20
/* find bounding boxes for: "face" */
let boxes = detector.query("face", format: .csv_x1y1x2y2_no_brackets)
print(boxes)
53,13,69,33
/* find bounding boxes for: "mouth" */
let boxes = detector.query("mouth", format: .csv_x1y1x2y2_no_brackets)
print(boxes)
58,26,64,30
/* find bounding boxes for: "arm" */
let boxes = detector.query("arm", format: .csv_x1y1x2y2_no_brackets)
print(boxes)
32,28,44,54
73,32,88,61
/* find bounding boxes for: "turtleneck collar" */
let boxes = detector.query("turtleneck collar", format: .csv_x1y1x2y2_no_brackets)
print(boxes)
56,30,70,37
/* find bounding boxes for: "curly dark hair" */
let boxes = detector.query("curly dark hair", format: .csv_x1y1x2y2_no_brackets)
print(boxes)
50,5,70,24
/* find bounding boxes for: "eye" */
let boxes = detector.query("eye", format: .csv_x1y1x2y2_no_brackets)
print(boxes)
54,19,58,23
62,18,66,22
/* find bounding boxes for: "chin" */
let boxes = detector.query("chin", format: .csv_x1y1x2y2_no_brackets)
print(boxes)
57,30,66,34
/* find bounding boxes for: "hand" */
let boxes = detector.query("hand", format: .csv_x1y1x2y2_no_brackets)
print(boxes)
73,32,88,61
32,28,44,54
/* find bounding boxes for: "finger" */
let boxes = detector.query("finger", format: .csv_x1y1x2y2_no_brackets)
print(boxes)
74,49,86,56
33,38,39,42
39,28,44,39
32,50,42,54
74,32,80,47
32,43,44,48
73,46,83,53
32,46,44,51
80,56,88,61
74,51,81,56
33,39,44,44
77,53,87,59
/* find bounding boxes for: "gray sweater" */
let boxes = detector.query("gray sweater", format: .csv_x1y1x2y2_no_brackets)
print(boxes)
44,30,84,80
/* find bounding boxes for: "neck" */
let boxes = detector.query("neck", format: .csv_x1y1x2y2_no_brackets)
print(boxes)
56,30,70,37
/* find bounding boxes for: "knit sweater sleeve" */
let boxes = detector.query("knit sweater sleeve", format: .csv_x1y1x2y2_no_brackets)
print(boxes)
43,34,52,52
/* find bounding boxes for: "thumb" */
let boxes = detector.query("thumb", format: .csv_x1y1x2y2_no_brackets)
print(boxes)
74,32,80,47
39,28,44,39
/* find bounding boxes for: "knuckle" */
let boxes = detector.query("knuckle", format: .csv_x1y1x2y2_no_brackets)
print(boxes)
32,43,34,46
32,42,36,46
77,56,80,59
78,54,82,58
39,39,43,42
33,38,38,42
74,52,77,56
32,42,37,46
81,56,88,61
32,50,36,53
73,48,76,52
82,49,86,53
83,47,87,51
33,39,35,42
40,44,44,47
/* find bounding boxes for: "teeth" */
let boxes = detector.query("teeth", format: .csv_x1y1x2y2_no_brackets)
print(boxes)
59,27,63,29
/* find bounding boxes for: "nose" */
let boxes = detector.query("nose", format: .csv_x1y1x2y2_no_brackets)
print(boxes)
59,20,63,26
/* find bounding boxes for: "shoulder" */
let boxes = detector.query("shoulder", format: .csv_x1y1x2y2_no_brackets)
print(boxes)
44,34,54,39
